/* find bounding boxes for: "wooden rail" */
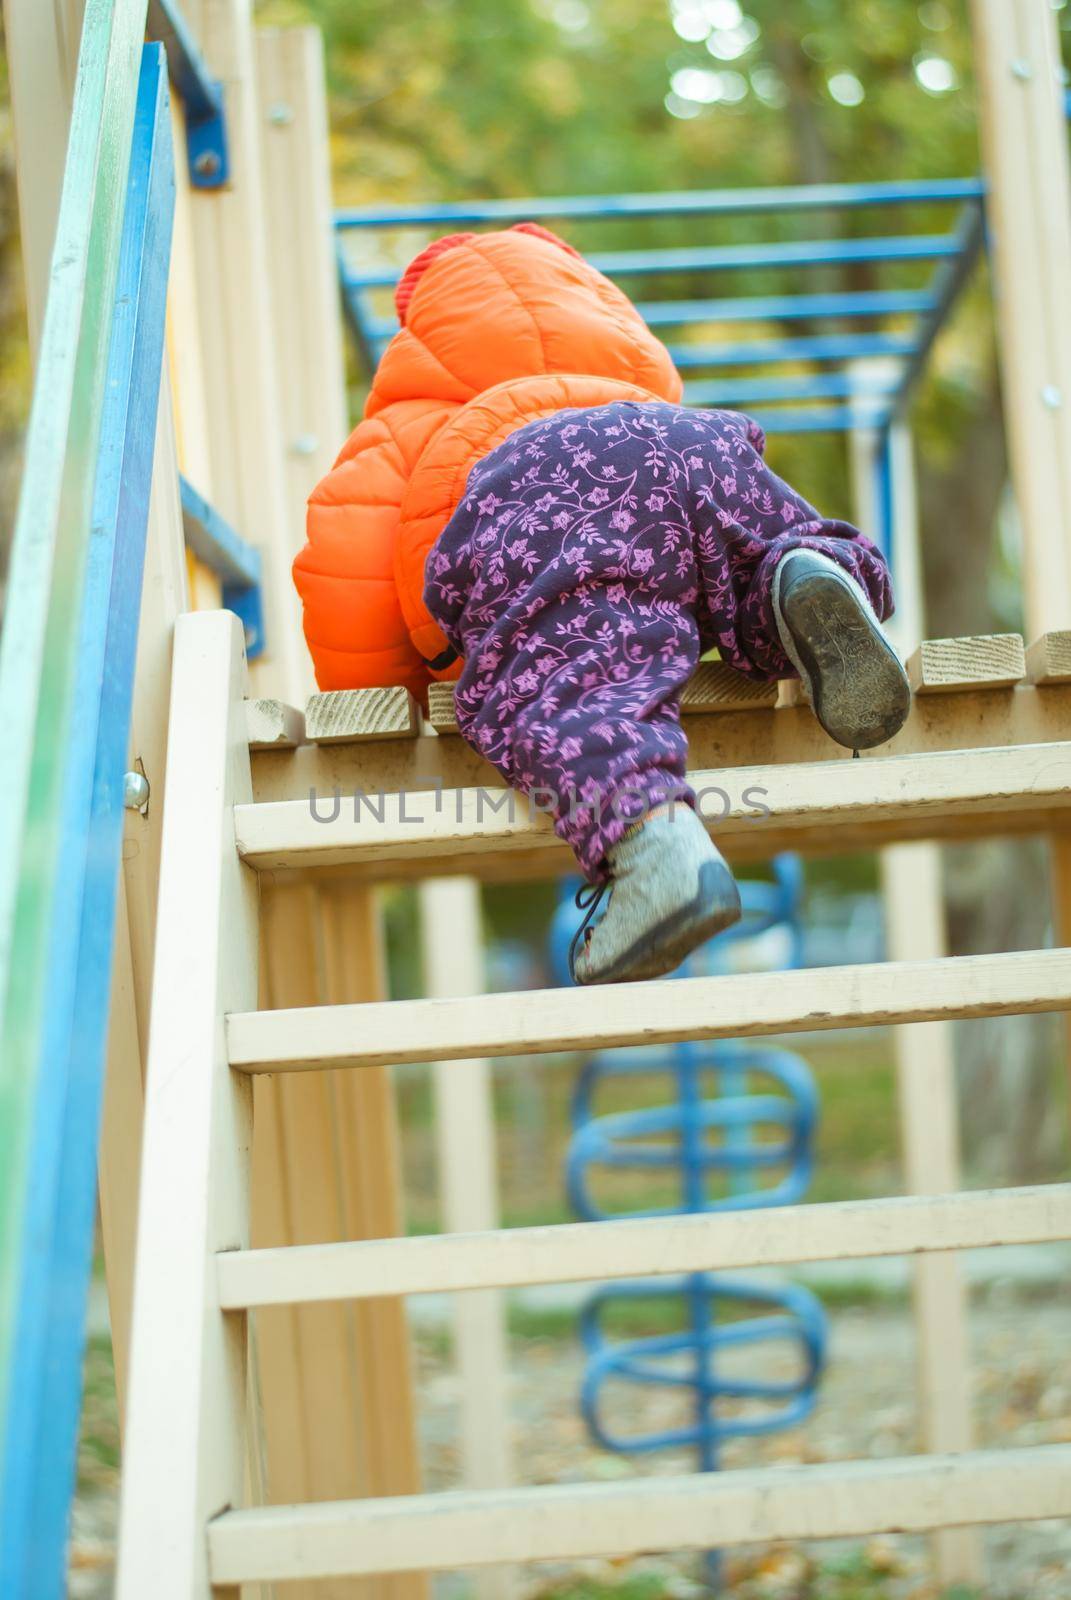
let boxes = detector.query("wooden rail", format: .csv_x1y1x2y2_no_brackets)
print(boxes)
226,946,1071,1073
217,1183,1070,1308
208,1446,1071,1585
234,742,1071,876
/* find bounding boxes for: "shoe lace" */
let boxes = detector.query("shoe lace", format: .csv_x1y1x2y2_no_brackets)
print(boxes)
568,880,608,983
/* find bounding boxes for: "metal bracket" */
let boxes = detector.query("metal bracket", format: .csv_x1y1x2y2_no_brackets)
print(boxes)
179,476,266,660
147,0,230,189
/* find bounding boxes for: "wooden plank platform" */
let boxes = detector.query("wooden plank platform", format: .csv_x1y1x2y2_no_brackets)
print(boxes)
250,678,1071,814
216,1183,1069,1309
425,662,781,734
208,1446,1071,1585
225,946,1071,1074
305,687,419,743
906,633,1026,694
245,697,305,749
234,741,1071,877
1027,630,1071,685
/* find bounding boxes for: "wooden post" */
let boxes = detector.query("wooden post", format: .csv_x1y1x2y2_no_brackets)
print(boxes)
968,0,1071,635
220,20,424,1591
850,393,980,1586
967,0,1071,1143
98,375,190,1406
255,881,427,1600
419,878,513,1600
115,610,258,1600
184,0,310,704
254,25,348,542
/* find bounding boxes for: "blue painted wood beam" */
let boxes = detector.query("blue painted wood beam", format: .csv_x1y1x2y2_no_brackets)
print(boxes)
0,48,174,1599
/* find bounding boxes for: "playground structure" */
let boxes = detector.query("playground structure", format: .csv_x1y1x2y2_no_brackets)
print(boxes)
551,861,827,1591
0,4,1070,1600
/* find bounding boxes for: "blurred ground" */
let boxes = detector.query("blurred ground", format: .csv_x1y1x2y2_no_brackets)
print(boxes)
71,1011,1071,1600
72,1279,1071,1600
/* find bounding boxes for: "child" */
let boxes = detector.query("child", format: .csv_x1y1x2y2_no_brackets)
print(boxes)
294,225,909,986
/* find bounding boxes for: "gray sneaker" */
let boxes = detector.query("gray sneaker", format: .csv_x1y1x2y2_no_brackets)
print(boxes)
772,548,911,751
571,805,742,986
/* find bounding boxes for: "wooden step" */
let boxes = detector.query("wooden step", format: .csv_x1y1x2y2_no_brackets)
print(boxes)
906,632,1026,694
426,660,780,733
305,685,419,743
226,946,1071,1074
1026,629,1071,684
234,740,1071,876
216,1183,1069,1310
208,1445,1071,1585
245,697,305,749
424,634,1030,736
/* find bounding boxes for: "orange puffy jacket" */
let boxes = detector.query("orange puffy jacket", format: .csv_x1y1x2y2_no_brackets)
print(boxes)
293,224,683,697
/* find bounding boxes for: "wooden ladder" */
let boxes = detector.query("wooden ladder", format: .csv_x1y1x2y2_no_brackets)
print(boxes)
115,607,1071,1596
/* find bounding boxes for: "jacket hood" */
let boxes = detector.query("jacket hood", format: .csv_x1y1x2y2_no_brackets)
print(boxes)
364,224,682,416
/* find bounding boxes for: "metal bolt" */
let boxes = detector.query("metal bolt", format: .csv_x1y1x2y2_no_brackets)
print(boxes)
268,101,294,126
1041,385,1064,410
193,149,222,178
290,433,319,457
1010,58,1034,82
123,770,150,811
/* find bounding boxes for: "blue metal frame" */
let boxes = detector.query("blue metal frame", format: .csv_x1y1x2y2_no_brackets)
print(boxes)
335,176,987,568
566,1046,819,1220
343,232,965,292
335,176,984,229
179,475,266,659
0,48,174,1598
580,1275,827,1453
146,0,229,188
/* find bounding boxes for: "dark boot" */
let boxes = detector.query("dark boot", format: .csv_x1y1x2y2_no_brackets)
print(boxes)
772,549,910,750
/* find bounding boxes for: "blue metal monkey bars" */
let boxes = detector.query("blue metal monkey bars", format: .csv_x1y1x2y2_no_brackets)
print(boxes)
335,178,985,428
335,178,986,553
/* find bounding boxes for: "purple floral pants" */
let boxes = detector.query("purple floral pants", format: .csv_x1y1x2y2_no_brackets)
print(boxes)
424,401,893,881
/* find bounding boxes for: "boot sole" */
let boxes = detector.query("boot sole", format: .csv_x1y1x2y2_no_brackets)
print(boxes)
575,859,742,986
778,569,911,750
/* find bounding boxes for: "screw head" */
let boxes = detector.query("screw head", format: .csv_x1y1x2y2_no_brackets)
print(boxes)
123,770,150,811
1042,384,1064,410
1010,58,1034,81
268,101,294,126
290,433,319,457
193,149,222,178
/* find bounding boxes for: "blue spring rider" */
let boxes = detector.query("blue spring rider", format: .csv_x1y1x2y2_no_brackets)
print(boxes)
549,857,829,1588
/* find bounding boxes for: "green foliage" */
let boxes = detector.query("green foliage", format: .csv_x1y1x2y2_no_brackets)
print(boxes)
530,1578,669,1600
250,0,1067,564
77,1333,120,1494
257,0,989,203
